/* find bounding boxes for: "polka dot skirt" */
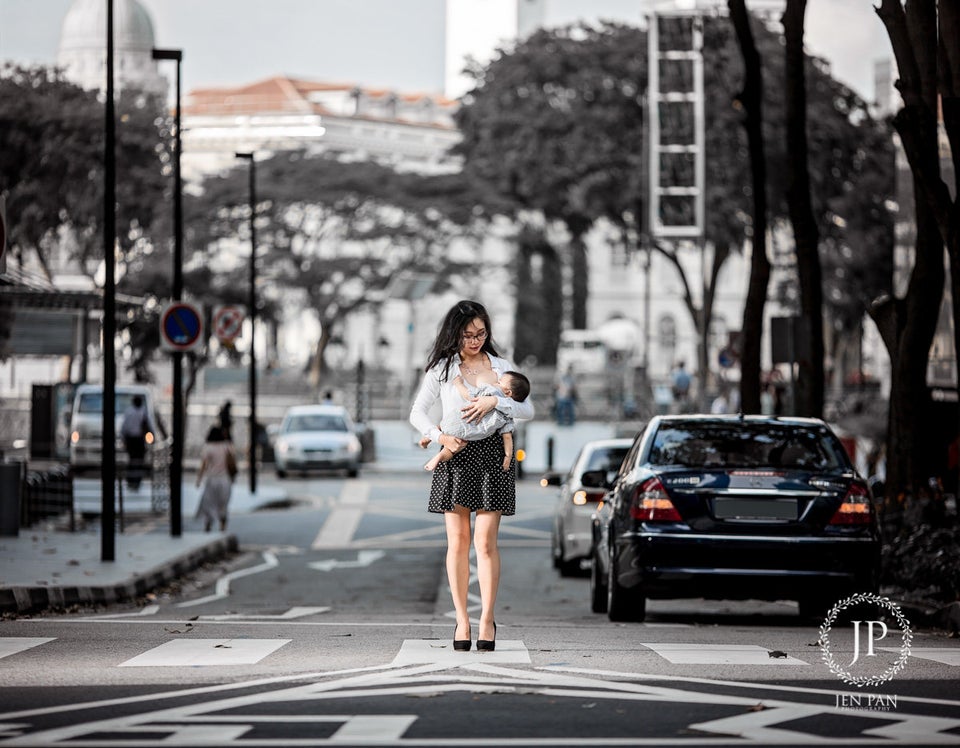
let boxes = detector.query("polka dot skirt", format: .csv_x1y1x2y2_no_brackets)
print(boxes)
428,433,516,515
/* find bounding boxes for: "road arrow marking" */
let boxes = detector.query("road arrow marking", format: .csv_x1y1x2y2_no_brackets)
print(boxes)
308,550,385,572
200,607,330,621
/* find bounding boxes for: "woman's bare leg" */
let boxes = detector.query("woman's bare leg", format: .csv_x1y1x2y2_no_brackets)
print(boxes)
474,510,502,641
444,505,473,640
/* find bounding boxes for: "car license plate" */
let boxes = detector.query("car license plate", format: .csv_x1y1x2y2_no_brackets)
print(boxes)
714,498,797,520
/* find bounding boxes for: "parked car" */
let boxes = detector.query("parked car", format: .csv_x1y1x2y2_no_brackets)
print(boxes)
69,384,166,473
589,415,881,621
274,405,361,478
548,438,633,576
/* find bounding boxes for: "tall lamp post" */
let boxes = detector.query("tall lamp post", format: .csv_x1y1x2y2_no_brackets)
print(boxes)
235,152,257,495
152,47,184,537
102,0,117,562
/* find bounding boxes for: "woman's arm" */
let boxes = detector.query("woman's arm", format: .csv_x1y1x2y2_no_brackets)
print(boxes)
409,366,443,443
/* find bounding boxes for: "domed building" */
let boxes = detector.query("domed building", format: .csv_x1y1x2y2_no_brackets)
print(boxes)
57,0,166,96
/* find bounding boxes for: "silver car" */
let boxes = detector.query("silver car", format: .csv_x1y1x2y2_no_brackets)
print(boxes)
274,405,362,478
549,438,633,576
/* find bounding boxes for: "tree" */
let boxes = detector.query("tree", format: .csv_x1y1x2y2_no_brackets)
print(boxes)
454,23,647,333
188,151,503,384
874,0,957,501
728,1,770,414
512,226,563,366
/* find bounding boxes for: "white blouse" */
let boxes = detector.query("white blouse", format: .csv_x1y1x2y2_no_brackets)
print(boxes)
409,353,534,443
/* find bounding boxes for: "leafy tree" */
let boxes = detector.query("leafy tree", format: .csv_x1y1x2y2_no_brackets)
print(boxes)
187,151,502,385
0,64,171,375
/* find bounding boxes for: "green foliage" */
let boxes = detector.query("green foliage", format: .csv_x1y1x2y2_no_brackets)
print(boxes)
882,523,960,602
0,64,168,279
187,150,495,371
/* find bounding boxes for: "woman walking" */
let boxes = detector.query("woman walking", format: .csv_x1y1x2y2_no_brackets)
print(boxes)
195,425,237,532
410,300,534,651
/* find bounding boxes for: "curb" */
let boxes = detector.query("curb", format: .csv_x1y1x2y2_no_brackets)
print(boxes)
0,535,239,615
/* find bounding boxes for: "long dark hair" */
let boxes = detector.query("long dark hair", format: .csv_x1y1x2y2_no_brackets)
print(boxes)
425,299,500,381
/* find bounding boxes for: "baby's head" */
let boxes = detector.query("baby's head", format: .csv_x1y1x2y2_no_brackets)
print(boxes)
500,371,531,402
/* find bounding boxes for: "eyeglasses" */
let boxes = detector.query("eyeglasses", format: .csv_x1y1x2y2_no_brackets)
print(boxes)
462,330,488,343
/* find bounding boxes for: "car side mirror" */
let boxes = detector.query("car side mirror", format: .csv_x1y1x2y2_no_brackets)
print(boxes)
580,469,612,489
539,471,563,487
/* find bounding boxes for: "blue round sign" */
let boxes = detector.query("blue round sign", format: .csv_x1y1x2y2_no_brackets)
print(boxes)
161,302,203,351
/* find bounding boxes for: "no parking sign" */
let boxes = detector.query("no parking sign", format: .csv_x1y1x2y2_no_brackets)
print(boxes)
213,305,244,346
160,302,204,352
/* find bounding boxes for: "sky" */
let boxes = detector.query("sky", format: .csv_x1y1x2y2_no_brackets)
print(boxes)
0,0,891,100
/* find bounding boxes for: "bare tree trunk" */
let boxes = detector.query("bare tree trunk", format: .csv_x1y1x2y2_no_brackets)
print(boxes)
874,0,947,503
782,0,824,417
566,219,590,330
729,0,770,414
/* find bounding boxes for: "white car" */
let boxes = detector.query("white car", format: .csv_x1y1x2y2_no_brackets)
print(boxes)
274,405,362,478
549,438,634,576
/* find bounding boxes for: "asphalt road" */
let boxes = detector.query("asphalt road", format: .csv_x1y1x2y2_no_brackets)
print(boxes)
1,472,959,746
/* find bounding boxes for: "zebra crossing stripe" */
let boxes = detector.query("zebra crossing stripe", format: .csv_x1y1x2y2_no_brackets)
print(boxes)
882,647,960,666
119,639,291,667
0,638,55,660
641,643,807,665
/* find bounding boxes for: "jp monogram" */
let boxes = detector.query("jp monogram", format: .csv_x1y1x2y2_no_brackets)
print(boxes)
819,592,912,687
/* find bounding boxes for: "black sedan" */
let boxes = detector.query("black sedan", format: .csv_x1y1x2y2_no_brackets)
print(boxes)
589,415,881,621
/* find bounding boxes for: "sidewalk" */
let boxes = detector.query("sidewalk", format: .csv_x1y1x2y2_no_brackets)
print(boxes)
0,481,287,615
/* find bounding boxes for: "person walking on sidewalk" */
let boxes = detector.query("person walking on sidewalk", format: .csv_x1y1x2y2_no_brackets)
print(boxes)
120,394,152,491
195,425,237,532
410,300,534,652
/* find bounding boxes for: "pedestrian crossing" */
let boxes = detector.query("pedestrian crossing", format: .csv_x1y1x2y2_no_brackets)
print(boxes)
1,636,957,670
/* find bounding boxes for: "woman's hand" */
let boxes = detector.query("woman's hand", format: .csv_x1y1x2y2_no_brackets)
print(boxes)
438,433,467,453
462,395,497,423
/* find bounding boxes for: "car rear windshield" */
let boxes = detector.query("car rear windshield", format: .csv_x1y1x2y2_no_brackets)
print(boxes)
284,414,348,433
78,392,142,414
648,422,848,470
584,447,630,473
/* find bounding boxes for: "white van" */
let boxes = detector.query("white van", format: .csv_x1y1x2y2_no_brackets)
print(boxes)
69,384,165,472
556,330,607,374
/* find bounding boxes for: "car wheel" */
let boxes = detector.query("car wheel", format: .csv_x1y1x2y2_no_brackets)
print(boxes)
798,596,835,622
550,528,561,569
607,554,646,622
276,469,287,479
347,467,359,478
590,546,608,614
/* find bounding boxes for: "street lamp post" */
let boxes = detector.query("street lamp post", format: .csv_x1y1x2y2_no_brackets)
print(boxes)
152,47,184,537
102,0,117,562
235,152,257,495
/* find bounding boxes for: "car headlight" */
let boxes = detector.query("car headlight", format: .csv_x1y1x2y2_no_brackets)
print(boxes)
277,441,291,455
346,437,361,455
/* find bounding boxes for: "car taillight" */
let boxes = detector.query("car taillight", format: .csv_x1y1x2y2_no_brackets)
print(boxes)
829,482,873,525
630,477,682,521
573,490,606,505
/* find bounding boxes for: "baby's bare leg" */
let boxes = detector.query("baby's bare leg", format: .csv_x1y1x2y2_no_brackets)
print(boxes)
425,446,456,472
501,433,514,471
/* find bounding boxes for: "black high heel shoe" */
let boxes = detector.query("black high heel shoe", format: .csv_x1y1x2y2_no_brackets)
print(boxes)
453,623,471,651
476,622,496,652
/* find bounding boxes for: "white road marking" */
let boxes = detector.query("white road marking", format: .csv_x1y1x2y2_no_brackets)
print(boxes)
641,643,807,665
199,606,330,621
311,481,370,549
390,639,531,666
0,638,55,659
86,605,160,619
176,551,278,608
309,550,385,572
881,647,960,666
119,638,291,667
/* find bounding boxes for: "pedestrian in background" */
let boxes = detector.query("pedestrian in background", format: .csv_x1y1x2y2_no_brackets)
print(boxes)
554,366,577,426
120,394,151,491
410,300,534,652
218,400,233,441
671,361,691,411
195,425,237,532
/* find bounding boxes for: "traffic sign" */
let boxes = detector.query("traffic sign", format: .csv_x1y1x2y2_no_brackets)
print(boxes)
213,305,244,345
160,302,203,352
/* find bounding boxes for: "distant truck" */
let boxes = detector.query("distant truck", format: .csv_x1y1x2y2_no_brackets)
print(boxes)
556,330,607,374
69,384,166,473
